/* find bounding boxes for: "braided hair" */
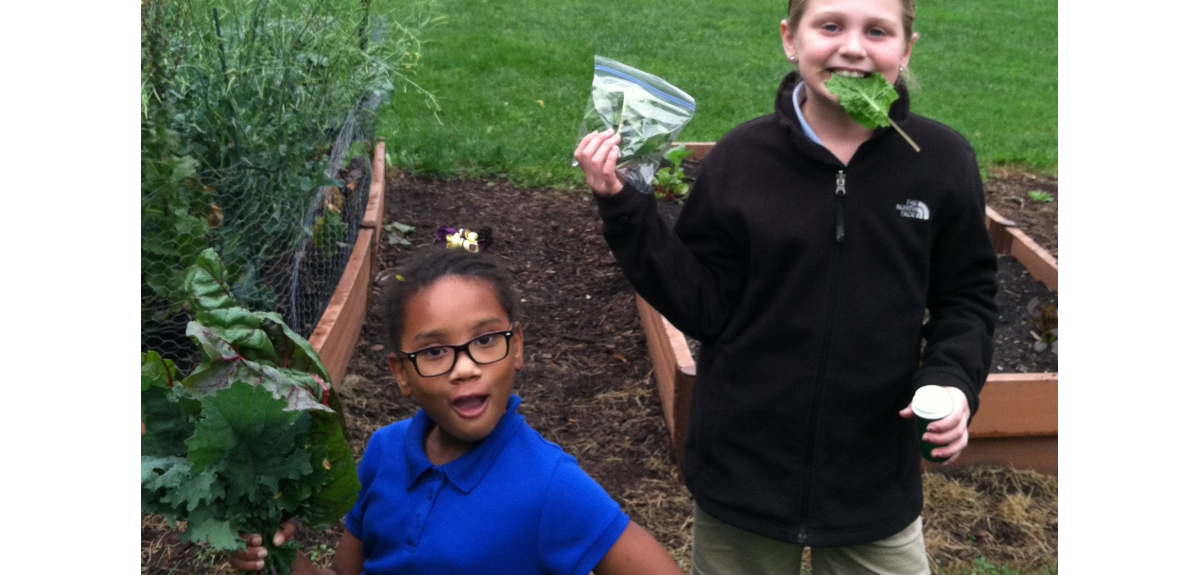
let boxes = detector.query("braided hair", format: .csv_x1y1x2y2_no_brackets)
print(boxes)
383,247,519,353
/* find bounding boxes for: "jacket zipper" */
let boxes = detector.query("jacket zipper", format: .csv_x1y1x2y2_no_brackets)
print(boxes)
796,169,847,544
835,170,847,242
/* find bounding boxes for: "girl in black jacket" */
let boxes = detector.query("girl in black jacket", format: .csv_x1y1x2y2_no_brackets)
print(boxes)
575,0,997,573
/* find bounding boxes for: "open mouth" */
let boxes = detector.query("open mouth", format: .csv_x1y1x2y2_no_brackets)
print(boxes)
451,394,489,418
830,69,869,79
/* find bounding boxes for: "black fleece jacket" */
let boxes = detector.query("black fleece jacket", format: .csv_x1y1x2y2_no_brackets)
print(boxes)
594,72,998,547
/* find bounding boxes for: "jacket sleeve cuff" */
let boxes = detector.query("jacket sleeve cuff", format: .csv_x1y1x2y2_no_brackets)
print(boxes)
593,184,652,236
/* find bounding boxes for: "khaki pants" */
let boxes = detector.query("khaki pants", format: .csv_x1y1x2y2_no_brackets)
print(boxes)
691,504,931,575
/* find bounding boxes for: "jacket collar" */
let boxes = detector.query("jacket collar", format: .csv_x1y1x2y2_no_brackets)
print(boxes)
403,394,525,493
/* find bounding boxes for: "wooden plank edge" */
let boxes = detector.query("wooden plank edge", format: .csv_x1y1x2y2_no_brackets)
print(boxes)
971,374,1058,438
308,227,374,388
925,436,1057,475
361,140,387,242
680,142,714,162
635,296,679,437
1007,226,1058,292
664,316,696,376
985,206,1015,254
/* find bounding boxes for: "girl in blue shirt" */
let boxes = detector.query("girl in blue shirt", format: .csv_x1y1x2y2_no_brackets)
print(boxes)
230,248,683,575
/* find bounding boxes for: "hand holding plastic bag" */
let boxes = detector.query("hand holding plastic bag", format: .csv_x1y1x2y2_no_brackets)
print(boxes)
574,56,695,194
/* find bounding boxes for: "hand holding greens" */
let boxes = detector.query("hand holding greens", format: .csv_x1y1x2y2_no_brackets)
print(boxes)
825,73,920,152
576,56,696,194
142,248,360,575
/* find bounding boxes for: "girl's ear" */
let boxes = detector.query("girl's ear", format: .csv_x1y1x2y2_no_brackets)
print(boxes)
510,322,524,372
902,32,919,67
388,353,414,397
779,19,796,61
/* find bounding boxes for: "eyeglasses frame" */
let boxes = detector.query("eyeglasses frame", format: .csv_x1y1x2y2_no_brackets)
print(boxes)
398,325,516,377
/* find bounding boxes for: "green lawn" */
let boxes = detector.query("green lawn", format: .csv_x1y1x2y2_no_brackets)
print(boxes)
377,0,1057,187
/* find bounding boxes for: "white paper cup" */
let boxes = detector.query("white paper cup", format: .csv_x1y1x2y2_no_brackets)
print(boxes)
912,385,954,463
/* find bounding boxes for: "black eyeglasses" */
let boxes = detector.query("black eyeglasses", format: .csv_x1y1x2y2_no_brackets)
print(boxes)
399,326,515,377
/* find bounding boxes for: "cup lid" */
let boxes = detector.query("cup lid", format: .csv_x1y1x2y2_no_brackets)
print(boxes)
912,385,954,419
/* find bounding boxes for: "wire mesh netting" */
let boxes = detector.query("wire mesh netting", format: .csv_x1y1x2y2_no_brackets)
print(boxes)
140,0,407,373
140,114,376,374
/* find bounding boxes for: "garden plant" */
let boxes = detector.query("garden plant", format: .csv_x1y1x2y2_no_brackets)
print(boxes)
140,0,440,371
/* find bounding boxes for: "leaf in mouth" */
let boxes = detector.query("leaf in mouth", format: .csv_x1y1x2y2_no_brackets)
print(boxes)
825,72,920,152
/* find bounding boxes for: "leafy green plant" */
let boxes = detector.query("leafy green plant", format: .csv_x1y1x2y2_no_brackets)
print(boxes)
141,0,442,319
1027,190,1054,203
141,248,360,575
825,72,920,152
652,145,693,204
384,221,417,246
141,1,213,314
309,543,336,563
312,202,350,260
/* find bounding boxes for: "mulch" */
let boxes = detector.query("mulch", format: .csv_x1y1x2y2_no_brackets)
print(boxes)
142,168,1058,575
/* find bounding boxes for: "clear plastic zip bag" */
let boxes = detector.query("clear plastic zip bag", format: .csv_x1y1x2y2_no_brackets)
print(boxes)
574,55,696,194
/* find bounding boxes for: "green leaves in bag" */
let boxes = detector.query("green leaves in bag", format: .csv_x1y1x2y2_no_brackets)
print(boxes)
142,248,360,574
825,72,920,152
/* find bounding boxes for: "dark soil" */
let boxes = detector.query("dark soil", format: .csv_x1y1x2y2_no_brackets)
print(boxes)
982,167,1058,259
142,169,1058,575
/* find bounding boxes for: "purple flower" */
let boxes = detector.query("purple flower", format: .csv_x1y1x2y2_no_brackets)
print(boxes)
435,226,458,241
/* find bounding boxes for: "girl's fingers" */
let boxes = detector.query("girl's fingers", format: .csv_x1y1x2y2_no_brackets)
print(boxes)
275,521,296,546
575,129,614,166
239,533,263,547
935,430,970,463
923,416,965,444
604,145,619,176
573,129,622,195
591,138,614,167
574,131,599,160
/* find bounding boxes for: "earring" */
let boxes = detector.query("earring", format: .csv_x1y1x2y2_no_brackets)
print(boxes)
788,55,796,62
899,64,905,72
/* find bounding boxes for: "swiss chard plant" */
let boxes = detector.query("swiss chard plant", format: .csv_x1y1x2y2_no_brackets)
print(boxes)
652,145,693,204
141,248,360,574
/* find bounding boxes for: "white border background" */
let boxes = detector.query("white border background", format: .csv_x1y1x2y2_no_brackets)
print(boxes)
5,0,1192,571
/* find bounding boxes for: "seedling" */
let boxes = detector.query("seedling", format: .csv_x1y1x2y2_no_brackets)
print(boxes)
652,145,694,204
1027,190,1054,203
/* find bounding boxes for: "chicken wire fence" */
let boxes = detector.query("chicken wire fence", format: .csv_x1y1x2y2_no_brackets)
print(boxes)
141,100,379,374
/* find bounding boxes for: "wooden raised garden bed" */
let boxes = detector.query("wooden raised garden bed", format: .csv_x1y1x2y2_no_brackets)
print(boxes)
307,140,387,388
637,142,1058,475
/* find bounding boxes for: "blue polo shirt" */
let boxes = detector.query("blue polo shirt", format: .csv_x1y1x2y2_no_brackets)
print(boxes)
344,395,630,575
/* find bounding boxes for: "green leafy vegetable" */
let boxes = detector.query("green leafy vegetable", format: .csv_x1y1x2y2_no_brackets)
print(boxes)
142,248,360,574
825,73,920,152
652,145,693,204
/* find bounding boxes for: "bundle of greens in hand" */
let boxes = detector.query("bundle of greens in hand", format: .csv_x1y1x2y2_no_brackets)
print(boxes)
825,72,920,152
141,248,360,575
576,56,695,194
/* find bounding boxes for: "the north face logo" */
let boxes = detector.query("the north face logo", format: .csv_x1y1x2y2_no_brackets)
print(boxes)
896,200,929,220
